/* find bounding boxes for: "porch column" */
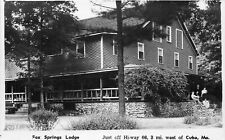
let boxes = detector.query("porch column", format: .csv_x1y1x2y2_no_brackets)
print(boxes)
59,83,63,102
59,90,63,102
45,92,48,102
11,84,14,103
81,78,84,102
25,86,27,102
141,90,145,101
100,77,103,101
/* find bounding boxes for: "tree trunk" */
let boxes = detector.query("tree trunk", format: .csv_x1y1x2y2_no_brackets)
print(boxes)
40,74,44,109
27,40,32,114
39,6,44,109
39,56,45,109
116,0,125,116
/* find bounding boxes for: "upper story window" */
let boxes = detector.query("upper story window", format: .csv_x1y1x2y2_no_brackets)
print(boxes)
166,26,172,43
158,48,163,64
152,22,162,43
113,39,118,55
176,29,183,49
174,52,179,67
188,56,193,70
76,41,85,58
137,42,144,60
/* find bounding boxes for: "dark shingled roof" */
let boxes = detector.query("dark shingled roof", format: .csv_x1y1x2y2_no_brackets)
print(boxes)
78,16,144,34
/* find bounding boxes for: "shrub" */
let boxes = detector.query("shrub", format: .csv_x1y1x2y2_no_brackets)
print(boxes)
184,115,198,124
161,101,195,117
150,100,195,118
183,104,222,126
29,109,58,131
44,103,65,116
124,66,188,101
50,103,64,115
70,111,137,130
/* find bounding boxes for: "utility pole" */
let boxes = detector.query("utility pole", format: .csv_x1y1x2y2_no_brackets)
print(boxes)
116,0,125,116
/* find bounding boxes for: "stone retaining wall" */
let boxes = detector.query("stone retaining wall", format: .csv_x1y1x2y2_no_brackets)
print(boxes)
73,101,196,118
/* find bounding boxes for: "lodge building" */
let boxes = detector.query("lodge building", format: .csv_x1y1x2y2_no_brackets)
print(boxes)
5,16,200,105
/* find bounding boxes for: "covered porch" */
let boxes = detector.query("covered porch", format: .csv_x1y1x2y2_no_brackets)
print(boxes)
5,80,27,103
45,70,122,102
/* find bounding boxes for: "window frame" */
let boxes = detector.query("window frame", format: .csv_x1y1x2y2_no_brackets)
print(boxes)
137,42,145,60
76,41,86,58
176,28,183,49
188,56,193,70
166,26,172,43
152,22,162,43
158,48,164,64
113,39,117,55
174,52,179,67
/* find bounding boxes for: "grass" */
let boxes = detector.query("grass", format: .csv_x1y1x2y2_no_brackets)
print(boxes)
5,124,30,131
5,114,31,131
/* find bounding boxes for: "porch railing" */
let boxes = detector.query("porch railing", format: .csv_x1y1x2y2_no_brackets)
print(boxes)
47,88,119,101
5,92,27,103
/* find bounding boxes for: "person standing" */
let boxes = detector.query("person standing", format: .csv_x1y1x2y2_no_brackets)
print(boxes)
201,87,208,97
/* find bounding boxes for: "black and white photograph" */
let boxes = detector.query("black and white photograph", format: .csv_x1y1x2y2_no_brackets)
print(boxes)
1,0,223,139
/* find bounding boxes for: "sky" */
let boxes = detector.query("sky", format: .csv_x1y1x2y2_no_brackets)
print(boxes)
75,0,116,19
75,0,208,20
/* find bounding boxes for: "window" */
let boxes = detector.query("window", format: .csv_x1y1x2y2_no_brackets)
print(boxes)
158,48,163,64
174,52,179,67
166,26,172,42
113,39,117,55
138,42,144,60
176,29,183,49
76,41,85,58
188,56,193,69
152,22,162,42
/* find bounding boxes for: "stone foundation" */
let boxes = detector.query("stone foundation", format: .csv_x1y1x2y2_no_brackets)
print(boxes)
73,101,196,118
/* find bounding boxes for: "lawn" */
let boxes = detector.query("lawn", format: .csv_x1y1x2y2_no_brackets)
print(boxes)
5,111,222,131
5,114,30,130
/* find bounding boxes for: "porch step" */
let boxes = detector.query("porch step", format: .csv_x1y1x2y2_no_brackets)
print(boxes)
17,106,28,113
16,103,40,114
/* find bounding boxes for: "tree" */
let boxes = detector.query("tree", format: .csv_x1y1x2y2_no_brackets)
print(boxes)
183,0,221,101
186,1,221,75
116,0,125,116
5,1,80,113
